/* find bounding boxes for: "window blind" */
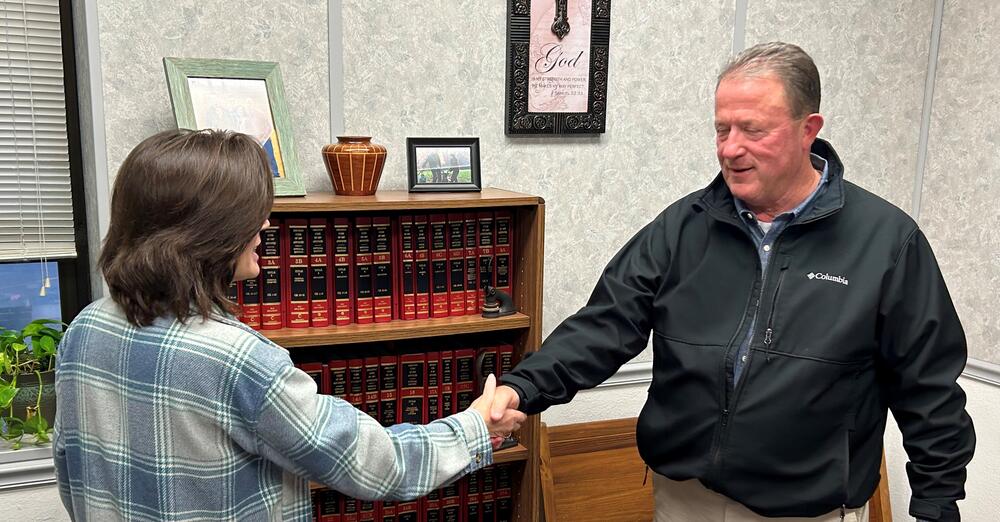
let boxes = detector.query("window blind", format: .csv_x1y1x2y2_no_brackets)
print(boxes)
0,0,75,261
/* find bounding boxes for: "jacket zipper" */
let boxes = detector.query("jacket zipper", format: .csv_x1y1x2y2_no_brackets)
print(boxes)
763,261,788,362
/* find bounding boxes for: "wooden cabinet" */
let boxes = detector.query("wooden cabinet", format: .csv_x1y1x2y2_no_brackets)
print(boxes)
268,188,543,521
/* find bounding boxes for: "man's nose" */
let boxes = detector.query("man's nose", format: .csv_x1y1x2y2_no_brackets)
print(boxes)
718,136,746,159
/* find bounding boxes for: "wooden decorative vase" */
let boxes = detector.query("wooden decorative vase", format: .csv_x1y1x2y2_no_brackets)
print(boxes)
321,136,387,196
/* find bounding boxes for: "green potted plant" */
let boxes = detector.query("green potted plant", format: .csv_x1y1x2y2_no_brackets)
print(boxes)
0,318,64,449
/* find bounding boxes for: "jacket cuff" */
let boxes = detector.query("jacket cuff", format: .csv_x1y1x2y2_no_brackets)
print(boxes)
448,409,493,473
499,374,542,414
909,497,960,522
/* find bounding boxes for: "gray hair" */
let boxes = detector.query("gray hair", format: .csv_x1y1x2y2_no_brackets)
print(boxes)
717,42,821,119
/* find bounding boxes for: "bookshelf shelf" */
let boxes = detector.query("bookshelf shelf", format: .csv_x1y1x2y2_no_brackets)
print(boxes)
271,188,544,213
263,313,531,348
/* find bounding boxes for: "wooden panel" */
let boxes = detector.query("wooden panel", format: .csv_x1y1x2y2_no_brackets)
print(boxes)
544,419,653,522
868,452,893,522
272,188,543,212
263,312,530,347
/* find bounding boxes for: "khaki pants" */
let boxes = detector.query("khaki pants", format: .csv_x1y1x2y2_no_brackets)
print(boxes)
653,474,868,522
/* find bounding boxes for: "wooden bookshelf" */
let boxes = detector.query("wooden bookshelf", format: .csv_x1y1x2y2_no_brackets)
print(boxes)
264,313,530,348
271,189,544,521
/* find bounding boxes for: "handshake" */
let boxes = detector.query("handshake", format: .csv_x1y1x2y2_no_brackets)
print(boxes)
469,374,526,450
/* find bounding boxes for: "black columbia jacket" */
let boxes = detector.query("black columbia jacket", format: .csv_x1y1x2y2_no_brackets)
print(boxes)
501,139,975,521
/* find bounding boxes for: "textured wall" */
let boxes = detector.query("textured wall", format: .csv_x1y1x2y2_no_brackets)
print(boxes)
745,0,934,212
97,0,330,192
921,0,1000,365
342,0,734,370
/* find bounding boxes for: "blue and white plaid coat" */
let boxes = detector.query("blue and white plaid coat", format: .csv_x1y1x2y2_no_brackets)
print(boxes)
54,298,491,521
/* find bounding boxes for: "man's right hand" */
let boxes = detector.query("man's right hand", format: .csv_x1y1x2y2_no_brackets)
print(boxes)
489,385,521,423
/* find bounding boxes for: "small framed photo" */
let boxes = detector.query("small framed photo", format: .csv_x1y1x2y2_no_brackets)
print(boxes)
406,137,482,192
163,57,306,196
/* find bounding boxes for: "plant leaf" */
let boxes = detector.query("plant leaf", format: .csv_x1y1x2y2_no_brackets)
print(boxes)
0,384,16,409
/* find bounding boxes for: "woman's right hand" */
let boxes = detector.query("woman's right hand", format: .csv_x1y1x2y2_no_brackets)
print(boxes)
470,374,527,448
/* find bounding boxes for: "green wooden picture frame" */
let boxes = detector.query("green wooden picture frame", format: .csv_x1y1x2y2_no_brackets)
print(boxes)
163,57,306,196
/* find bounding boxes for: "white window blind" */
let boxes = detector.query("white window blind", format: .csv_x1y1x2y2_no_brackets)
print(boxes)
0,0,75,261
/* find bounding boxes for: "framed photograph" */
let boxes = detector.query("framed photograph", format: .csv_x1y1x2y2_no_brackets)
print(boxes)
162,57,306,196
505,0,611,135
406,137,482,193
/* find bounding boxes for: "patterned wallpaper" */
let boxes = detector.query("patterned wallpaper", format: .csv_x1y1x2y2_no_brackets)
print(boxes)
922,0,1000,365
342,0,736,365
97,0,330,192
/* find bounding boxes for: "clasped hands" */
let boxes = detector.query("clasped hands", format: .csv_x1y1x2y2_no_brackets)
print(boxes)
469,374,525,450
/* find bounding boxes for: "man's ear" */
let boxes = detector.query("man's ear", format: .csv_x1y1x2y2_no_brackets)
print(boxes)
802,113,824,144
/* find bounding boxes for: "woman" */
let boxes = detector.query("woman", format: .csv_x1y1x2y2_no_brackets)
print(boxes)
54,129,524,521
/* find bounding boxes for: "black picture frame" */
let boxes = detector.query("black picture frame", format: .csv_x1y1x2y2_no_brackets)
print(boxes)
505,0,611,135
406,137,482,193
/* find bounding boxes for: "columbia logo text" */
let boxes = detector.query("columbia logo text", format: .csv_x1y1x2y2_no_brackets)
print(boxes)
807,272,849,286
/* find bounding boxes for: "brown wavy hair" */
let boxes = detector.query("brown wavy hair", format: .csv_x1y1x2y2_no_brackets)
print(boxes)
99,129,275,326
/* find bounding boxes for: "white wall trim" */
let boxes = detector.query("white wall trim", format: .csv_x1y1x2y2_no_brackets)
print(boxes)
600,360,653,388
964,358,1000,387
732,0,748,55
912,0,945,221
0,446,53,491
328,0,344,140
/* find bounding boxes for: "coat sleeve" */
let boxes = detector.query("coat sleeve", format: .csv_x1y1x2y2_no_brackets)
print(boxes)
501,214,668,414
877,228,975,522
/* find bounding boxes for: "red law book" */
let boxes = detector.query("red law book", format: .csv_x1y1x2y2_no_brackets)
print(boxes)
299,362,329,395
426,352,441,422
227,281,240,306
422,490,442,522
477,211,496,309
346,358,365,411
429,213,449,317
282,218,310,328
259,220,283,329
362,357,381,421
440,478,462,522
318,490,342,522
328,359,349,399
413,214,431,319
454,349,476,412
396,497,419,522
498,344,514,376
398,215,416,320
379,501,396,522
353,217,375,324
332,217,353,326
372,216,393,323
240,271,262,329
481,468,497,522
341,497,359,522
475,346,499,392
446,213,466,316
493,210,514,299
496,465,513,522
308,218,332,327
464,212,479,315
463,470,482,522
358,499,377,522
398,353,426,425
439,350,455,416
312,489,321,522
378,355,398,427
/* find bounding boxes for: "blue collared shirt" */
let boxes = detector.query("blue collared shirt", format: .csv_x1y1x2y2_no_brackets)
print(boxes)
731,154,829,384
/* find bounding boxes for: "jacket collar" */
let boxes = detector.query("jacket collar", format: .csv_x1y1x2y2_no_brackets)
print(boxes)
695,138,846,224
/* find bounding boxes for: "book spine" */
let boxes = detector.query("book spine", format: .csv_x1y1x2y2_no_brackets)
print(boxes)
395,497,419,522
362,357,381,422
447,213,466,316
347,358,365,411
398,353,426,425
358,499,377,522
240,272,262,329
455,349,476,412
379,501,396,522
464,212,479,315
378,355,398,427
260,220,283,329
285,219,311,328
372,216,393,323
308,218,331,327
328,359,349,399
440,478,462,522
475,346,499,391
496,465,513,522
354,217,374,324
494,210,513,299
498,344,514,376
439,350,455,416
299,362,327,395
425,351,441,422
333,217,353,326
318,489,343,522
342,497,359,522
422,491,441,522
464,470,482,522
399,215,416,320
413,214,430,319
477,211,495,309
481,468,497,522
430,213,449,317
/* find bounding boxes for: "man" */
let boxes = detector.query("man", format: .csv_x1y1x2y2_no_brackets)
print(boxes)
491,42,975,521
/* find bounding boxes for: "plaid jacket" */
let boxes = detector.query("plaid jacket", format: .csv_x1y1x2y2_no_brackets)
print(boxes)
54,298,492,521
